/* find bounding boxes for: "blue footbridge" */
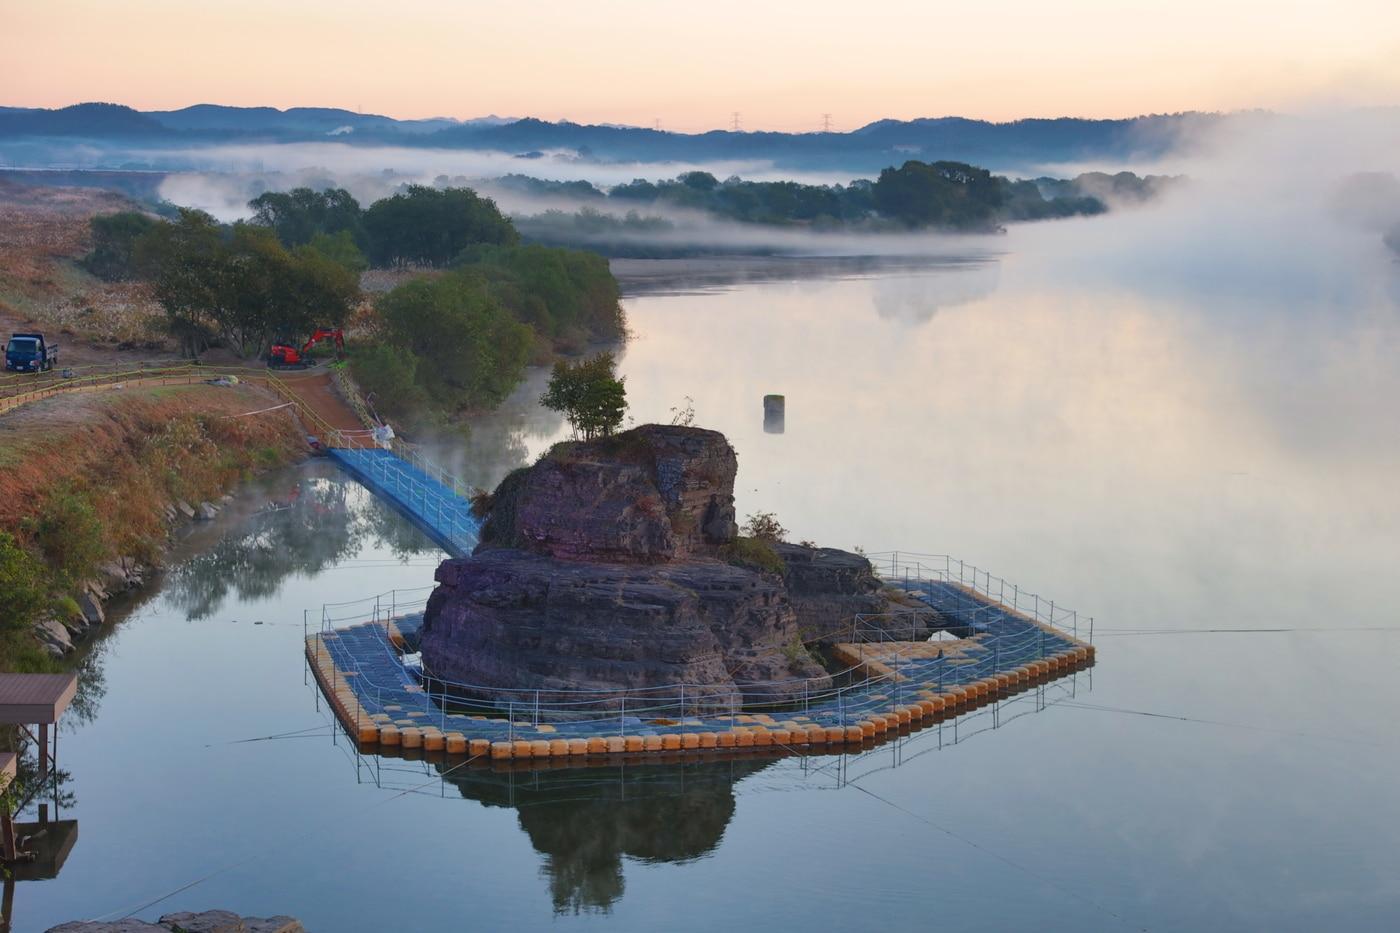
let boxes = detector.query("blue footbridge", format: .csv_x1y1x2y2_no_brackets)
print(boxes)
314,446,1096,761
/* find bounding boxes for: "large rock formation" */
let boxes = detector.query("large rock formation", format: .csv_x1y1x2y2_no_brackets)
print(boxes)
420,425,894,711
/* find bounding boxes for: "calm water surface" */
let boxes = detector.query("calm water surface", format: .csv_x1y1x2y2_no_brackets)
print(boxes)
22,222,1400,932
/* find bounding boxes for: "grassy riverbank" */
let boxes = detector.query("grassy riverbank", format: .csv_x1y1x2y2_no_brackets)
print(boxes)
0,382,306,671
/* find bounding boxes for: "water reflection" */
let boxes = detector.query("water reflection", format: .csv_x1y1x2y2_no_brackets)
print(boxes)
440,761,769,914
162,465,437,620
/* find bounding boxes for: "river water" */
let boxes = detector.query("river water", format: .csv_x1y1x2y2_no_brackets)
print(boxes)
22,216,1400,932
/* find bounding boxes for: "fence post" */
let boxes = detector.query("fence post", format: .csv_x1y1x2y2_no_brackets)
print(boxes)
533,690,540,727
509,701,514,743
620,693,626,737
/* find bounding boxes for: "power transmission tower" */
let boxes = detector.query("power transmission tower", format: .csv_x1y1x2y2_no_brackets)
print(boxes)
822,113,833,133
730,111,741,132
653,118,662,131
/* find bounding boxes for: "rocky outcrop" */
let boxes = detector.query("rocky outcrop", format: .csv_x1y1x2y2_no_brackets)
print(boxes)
47,910,303,933
420,424,900,709
423,549,828,708
477,425,738,563
775,543,937,643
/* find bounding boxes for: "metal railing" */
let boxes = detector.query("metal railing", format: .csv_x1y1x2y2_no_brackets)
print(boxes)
311,561,1088,744
866,551,1092,642
0,359,359,448
341,449,479,553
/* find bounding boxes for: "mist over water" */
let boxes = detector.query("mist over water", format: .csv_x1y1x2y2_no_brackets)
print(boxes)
16,106,1400,933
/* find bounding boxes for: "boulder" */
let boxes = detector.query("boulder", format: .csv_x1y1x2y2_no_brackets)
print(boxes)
34,618,74,655
772,543,932,642
77,588,106,626
196,501,218,521
158,911,303,933
47,913,304,933
47,922,167,933
176,500,196,520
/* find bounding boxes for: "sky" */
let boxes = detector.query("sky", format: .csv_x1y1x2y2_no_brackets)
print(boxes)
4,0,1400,131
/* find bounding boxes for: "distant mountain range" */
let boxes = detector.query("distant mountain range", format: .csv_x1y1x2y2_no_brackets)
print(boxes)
0,101,1236,172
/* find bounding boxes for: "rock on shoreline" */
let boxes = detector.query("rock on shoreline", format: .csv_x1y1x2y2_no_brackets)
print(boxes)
47,909,303,933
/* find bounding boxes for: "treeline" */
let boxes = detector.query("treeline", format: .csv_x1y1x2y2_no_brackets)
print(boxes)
83,184,624,423
497,163,1173,233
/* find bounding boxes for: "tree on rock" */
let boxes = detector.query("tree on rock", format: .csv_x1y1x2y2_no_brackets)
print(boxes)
541,352,627,440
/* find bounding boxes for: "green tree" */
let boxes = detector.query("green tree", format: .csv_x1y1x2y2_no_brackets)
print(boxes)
139,212,359,358
362,185,518,268
0,532,46,636
376,272,531,409
84,210,159,280
540,352,627,440
248,187,364,247
872,160,1004,229
305,229,368,274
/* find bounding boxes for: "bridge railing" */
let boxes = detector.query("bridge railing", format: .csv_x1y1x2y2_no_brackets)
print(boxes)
865,551,1090,641
344,449,479,552
311,560,1088,735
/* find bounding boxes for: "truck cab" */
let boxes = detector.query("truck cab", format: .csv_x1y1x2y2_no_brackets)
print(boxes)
4,333,58,373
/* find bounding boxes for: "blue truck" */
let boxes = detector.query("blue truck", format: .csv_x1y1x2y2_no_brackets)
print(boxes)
4,333,58,372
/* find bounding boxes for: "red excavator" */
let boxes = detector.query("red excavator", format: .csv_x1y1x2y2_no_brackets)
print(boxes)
267,328,344,369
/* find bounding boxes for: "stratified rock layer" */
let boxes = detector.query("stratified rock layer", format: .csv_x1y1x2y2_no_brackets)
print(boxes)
422,549,829,707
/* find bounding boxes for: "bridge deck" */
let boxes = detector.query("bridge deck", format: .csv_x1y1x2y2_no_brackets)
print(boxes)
328,448,479,557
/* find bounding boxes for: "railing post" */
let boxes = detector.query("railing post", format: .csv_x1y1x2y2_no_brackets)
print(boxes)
533,690,540,727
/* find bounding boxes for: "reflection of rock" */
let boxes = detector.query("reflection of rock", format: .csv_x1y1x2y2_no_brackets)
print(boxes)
422,425,845,706
871,260,999,325
439,760,769,914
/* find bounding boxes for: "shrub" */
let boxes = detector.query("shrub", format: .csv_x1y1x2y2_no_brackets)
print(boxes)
0,533,46,635
540,352,627,440
31,486,104,584
720,537,786,576
741,511,787,543
349,343,430,423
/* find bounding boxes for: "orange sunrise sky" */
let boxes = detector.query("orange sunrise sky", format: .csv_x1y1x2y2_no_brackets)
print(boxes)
4,0,1399,131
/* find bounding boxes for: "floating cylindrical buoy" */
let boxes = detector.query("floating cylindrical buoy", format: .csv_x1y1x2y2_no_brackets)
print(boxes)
763,394,785,434
717,731,737,748
512,740,534,758
859,720,877,738
530,740,552,758
358,722,380,743
736,731,756,747
446,734,468,754
661,734,681,750
379,725,401,746
470,738,491,757
400,727,422,749
422,731,445,752
568,739,589,756
606,736,626,754
845,725,865,743
699,732,718,748
588,737,609,754
681,733,701,749
644,735,664,751
624,736,644,753
550,739,571,756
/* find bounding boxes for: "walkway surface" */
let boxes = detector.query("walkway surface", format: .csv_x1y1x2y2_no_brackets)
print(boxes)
328,448,480,556
308,580,1094,760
